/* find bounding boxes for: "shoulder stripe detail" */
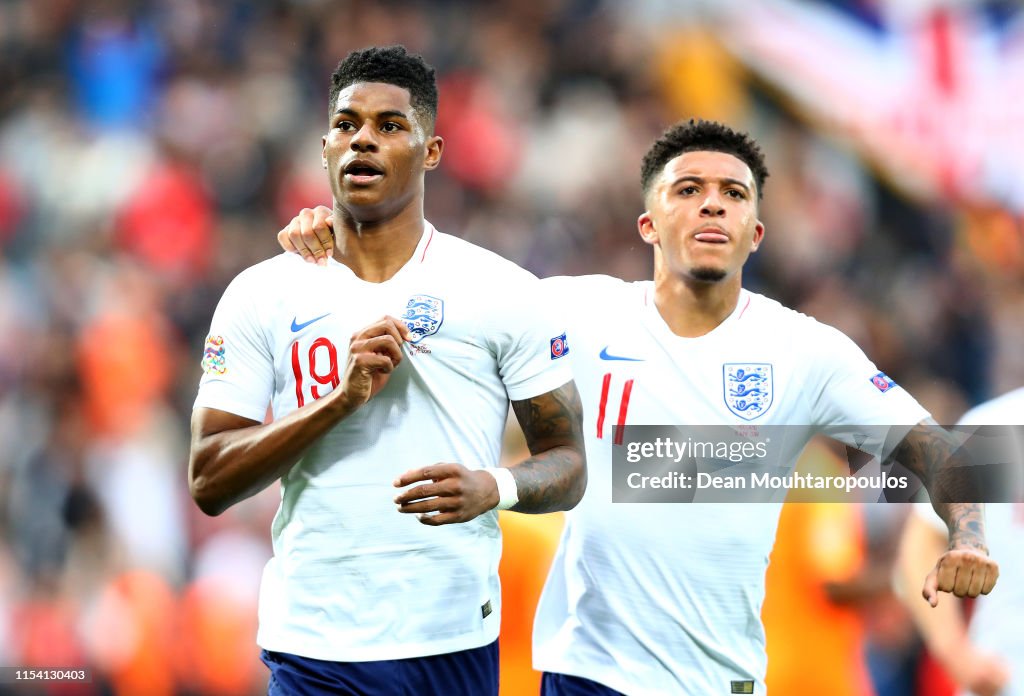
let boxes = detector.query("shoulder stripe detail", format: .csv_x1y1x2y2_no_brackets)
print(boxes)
420,227,435,263
738,295,752,320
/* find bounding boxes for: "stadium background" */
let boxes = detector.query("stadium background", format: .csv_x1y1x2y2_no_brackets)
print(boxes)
0,0,1021,694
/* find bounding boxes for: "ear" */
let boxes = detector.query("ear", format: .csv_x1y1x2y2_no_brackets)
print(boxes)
637,211,659,246
750,220,765,252
424,135,444,171
321,135,328,169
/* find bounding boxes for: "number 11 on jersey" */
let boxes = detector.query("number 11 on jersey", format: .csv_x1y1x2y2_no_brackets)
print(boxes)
597,373,634,445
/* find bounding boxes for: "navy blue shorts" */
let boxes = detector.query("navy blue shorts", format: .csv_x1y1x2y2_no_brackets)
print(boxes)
542,672,626,696
261,641,498,696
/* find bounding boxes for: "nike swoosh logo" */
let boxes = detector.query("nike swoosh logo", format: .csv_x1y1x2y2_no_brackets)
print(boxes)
290,313,331,332
599,346,644,361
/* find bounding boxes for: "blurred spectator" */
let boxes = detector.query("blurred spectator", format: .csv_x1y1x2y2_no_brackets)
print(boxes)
113,159,214,285
65,0,165,131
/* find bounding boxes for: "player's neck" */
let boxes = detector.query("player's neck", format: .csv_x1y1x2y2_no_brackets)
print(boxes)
652,271,742,338
331,202,426,283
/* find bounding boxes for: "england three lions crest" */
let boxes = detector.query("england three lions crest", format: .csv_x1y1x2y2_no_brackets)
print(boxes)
402,294,444,344
723,363,773,421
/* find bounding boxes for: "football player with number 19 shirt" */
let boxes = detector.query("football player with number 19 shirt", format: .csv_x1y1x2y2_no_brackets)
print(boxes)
189,46,586,696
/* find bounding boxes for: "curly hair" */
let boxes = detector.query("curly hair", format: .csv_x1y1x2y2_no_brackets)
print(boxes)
640,119,769,199
329,45,438,130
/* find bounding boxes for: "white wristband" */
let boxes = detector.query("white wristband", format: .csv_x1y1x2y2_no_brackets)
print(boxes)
482,467,519,510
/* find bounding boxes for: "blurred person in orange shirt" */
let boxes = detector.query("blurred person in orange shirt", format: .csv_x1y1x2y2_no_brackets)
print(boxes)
499,511,565,696
497,426,566,696
764,440,876,696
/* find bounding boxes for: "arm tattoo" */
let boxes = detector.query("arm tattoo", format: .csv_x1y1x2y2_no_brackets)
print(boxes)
509,381,587,513
886,419,987,552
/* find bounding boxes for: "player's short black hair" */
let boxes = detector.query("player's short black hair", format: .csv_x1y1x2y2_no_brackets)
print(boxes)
329,45,438,130
640,119,769,199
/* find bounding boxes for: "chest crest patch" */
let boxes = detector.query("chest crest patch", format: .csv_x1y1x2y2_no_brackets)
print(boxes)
723,363,773,420
402,294,444,344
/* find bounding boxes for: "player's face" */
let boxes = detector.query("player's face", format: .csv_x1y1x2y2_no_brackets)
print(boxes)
638,150,764,283
322,82,442,223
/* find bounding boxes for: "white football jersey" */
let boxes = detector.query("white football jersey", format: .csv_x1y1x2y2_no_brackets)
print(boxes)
533,275,929,696
917,387,1024,696
194,224,572,662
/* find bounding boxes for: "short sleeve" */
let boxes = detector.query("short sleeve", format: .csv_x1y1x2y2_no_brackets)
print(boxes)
488,274,573,402
193,272,275,421
808,324,930,458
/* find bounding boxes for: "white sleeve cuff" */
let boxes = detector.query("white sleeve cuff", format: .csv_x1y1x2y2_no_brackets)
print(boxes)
482,467,519,510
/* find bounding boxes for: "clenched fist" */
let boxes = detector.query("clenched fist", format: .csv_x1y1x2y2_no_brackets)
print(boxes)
339,316,411,410
922,546,999,607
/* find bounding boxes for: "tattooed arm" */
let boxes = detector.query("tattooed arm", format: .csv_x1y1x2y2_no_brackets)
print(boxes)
889,419,988,549
508,380,587,513
393,381,587,524
887,418,999,605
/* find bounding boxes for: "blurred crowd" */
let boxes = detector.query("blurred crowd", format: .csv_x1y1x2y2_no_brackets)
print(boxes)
0,0,1021,694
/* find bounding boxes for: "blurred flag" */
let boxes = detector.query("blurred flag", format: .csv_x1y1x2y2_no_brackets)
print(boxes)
717,0,1024,212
